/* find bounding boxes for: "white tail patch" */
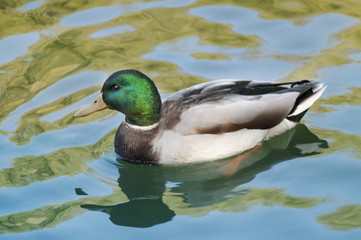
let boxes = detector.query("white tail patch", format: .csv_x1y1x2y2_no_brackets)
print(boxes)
288,83,326,117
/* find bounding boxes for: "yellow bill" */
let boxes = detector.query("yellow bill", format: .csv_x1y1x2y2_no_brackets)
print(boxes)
73,92,109,117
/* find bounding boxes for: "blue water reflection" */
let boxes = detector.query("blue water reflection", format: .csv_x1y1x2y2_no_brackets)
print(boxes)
61,0,197,26
60,6,125,26
20,0,44,11
189,6,358,55
0,32,39,65
0,174,113,216
1,116,119,160
143,36,293,80
89,25,135,39
317,64,361,97
0,72,106,132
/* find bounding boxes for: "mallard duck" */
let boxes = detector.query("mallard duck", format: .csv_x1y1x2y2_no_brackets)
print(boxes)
74,69,326,164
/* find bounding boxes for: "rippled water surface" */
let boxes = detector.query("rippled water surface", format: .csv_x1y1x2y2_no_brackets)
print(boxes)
1,0,361,239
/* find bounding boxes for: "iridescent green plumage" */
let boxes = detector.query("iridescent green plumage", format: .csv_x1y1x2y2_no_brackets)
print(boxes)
102,70,161,126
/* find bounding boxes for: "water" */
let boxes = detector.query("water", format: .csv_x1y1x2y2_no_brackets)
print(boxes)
1,0,361,239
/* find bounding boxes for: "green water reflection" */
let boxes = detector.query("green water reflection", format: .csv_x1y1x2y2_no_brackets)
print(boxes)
1,0,361,238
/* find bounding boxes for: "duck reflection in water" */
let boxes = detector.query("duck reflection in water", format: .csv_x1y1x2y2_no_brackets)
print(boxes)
81,124,328,228
82,165,175,228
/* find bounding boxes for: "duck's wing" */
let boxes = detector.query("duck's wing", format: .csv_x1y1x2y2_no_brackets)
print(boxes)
160,80,326,135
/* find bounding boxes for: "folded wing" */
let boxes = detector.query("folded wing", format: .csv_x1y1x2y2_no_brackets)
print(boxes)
160,79,326,135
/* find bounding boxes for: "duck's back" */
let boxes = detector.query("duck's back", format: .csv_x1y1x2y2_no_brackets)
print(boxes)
159,79,325,135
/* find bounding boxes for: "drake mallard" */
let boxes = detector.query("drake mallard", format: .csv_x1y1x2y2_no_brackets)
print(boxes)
74,69,326,164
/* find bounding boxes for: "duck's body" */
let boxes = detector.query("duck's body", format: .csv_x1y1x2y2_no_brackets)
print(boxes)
74,70,326,164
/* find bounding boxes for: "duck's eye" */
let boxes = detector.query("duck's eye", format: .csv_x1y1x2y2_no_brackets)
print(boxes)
112,85,121,91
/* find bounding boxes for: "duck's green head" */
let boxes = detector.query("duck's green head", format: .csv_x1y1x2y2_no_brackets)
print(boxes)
74,69,162,126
